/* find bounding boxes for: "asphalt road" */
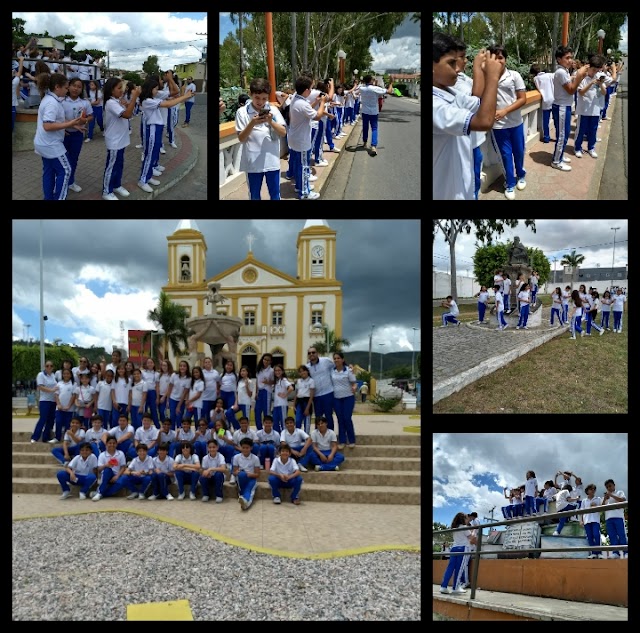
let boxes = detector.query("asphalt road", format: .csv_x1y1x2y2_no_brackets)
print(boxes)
321,96,421,200
598,56,627,200
156,92,208,200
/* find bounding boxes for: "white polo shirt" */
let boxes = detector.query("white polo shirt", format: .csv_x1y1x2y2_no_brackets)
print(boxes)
612,294,626,311
235,101,285,174
68,453,98,476
185,82,196,103
553,66,573,106
295,376,315,398
358,84,387,115
433,86,478,200
134,425,159,445
604,490,626,520
288,93,316,151
447,300,459,316
307,89,322,130
141,97,164,126
311,428,337,451
232,452,260,474
34,92,67,159
154,454,175,474
454,72,486,149
534,72,555,110
577,76,606,116
104,97,130,150
270,456,299,476
493,69,526,130
281,428,310,447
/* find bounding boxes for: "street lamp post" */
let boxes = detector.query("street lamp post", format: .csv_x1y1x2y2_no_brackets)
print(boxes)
337,49,346,85
597,29,606,55
368,324,375,372
378,343,385,381
411,327,419,379
611,226,620,281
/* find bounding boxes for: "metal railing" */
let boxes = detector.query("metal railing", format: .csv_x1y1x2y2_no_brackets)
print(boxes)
433,502,628,600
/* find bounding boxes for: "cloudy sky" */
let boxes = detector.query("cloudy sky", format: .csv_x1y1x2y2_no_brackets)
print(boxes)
433,219,629,276
12,219,420,356
13,12,207,71
219,13,420,73
433,433,628,529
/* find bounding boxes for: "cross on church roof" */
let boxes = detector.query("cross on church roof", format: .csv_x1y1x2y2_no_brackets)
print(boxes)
246,232,256,252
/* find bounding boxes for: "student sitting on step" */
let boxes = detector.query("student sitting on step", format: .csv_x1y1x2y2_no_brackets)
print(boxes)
51,416,86,465
56,442,98,500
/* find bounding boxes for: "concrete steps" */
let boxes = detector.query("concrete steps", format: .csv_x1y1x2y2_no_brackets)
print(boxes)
12,431,421,505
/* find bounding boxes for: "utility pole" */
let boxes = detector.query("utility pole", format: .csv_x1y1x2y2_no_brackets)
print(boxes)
39,220,45,368
411,327,419,380
378,343,385,381
367,324,375,373
611,227,620,280
195,33,207,92
26,324,31,345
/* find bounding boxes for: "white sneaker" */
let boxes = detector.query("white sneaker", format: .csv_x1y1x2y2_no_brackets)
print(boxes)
84,138,91,143
216,496,223,503
295,185,315,192
92,493,102,502
588,149,598,158
189,492,196,500
316,160,329,167
78,492,87,500
330,147,341,152
137,181,153,192
596,138,602,142
202,496,210,502
551,162,572,171
152,168,163,177
338,444,345,450
299,464,308,472
553,531,560,536
138,493,145,499
127,492,138,500
114,186,130,197
141,153,145,161
505,188,515,200
599,329,605,336
30,439,37,443
48,438,59,443
581,330,585,337
452,588,467,594
102,192,118,200
147,495,157,500
68,183,82,192
155,165,165,172
440,588,451,594
59,491,71,500
334,466,339,471
574,150,583,158
178,492,185,500
301,191,320,200
170,142,178,148
160,147,166,154
516,178,526,190
229,475,236,484
308,174,318,181
148,178,161,185
315,465,322,471
135,144,143,149
562,156,571,163
503,324,510,330
166,493,174,500
273,497,282,504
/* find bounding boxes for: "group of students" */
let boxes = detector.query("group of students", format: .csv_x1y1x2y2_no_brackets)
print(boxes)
233,71,394,200
560,285,626,339
433,30,623,200
440,469,627,594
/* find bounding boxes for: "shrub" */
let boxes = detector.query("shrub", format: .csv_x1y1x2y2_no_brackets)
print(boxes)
370,394,402,412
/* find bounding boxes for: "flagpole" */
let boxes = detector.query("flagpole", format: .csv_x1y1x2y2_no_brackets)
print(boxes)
39,220,45,369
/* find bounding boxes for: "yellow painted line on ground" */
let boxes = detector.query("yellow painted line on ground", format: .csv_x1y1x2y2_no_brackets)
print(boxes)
127,599,193,621
13,508,421,559
403,426,421,433
408,415,420,419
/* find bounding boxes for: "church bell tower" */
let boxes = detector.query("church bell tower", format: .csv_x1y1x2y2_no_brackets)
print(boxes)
167,219,207,288
296,219,337,282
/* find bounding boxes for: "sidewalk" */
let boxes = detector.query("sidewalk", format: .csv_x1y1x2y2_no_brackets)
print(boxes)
12,122,198,200
480,95,618,200
219,115,362,201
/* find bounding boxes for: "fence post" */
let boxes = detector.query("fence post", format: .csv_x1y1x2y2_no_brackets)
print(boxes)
470,528,483,600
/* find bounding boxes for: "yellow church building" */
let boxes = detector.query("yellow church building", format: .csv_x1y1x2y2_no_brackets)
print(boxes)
162,219,343,375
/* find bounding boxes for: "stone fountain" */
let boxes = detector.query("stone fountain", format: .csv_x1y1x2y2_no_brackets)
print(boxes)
185,282,242,370
503,236,534,314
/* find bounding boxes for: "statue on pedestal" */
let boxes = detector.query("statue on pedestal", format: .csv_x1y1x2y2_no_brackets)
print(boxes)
206,282,228,312
507,237,529,266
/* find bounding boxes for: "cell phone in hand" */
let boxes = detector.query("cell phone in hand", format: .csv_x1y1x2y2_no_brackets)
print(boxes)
259,107,270,117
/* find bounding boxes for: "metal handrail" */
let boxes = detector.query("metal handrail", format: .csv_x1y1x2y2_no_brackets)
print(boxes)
433,501,628,600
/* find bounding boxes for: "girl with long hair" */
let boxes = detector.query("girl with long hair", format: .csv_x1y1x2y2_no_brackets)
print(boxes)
569,289,584,340
440,512,476,594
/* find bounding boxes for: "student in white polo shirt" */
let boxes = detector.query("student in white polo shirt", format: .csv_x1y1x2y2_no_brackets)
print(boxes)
235,77,287,200
530,65,555,143
288,75,327,200
487,45,527,200
574,55,607,159
551,46,589,172
433,33,502,200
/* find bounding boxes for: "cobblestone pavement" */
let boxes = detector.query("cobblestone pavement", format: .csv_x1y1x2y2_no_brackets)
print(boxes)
433,308,566,384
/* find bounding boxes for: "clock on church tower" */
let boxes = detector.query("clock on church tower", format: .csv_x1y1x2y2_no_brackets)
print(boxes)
296,220,337,282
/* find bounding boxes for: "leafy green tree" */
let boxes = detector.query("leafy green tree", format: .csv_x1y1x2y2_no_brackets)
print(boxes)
415,353,421,376
142,55,160,77
146,291,191,360
560,250,585,291
312,327,350,356
472,242,510,289
356,370,372,385
390,365,412,379
434,220,537,301
122,72,141,85
12,344,79,383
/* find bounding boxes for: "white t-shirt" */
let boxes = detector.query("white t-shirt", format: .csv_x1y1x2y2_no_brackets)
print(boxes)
577,76,606,116
201,368,221,401
74,384,95,408
534,72,555,109
68,453,98,476
237,378,255,406
174,453,200,467
85,427,105,444
454,72,486,149
358,84,387,115
295,376,315,398
169,374,191,401
202,453,226,470
257,366,275,393
232,428,258,445
187,379,205,410
108,424,134,441
452,528,473,548
154,454,175,474
495,291,504,312
273,378,292,408
518,290,531,308
281,428,310,447
12,75,20,107
306,357,334,397
33,92,67,159
232,452,261,474
310,428,337,451
235,102,286,174
524,477,538,497
134,425,159,445
433,86,479,200
141,369,158,389
270,456,299,476
477,291,489,304
97,449,126,482
503,278,511,299
130,380,148,407
185,82,196,103
96,380,114,410
447,300,459,316
141,96,164,126
256,429,281,445
604,489,626,520
553,65,574,107
288,93,316,152
581,496,603,524
554,489,576,511
493,69,526,130
562,290,571,305
128,455,155,473
37,371,58,402
543,486,557,500
494,274,504,291
600,297,612,312
572,300,583,317
63,428,86,446
104,97,130,151
113,377,131,405
612,294,626,311
56,380,75,408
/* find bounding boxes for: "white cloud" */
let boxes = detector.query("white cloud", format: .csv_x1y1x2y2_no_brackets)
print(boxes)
370,37,421,72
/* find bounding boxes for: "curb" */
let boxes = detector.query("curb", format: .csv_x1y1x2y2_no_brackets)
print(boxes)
587,97,616,200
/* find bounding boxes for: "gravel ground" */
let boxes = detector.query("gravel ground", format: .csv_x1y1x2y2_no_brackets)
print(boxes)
13,514,421,621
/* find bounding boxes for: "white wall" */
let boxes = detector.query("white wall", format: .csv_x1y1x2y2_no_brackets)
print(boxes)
540,279,628,295
433,271,481,298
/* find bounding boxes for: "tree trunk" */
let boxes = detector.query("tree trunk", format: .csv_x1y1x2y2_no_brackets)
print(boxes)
501,12,505,46
291,12,298,81
512,13,520,62
449,237,458,301
551,12,559,70
468,12,472,43
303,12,310,71
459,13,464,40
239,13,244,89
447,12,451,34
325,17,333,79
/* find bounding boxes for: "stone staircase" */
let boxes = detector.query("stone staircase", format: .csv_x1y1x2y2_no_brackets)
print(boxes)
12,431,421,505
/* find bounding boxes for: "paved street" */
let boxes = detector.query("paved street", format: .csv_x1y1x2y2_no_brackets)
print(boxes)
322,97,421,200
156,93,208,200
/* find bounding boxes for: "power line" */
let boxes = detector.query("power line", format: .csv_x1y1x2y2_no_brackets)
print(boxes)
109,39,206,53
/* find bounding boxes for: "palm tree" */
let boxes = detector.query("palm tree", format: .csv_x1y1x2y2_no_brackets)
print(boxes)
312,326,351,356
560,249,586,290
145,291,191,361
